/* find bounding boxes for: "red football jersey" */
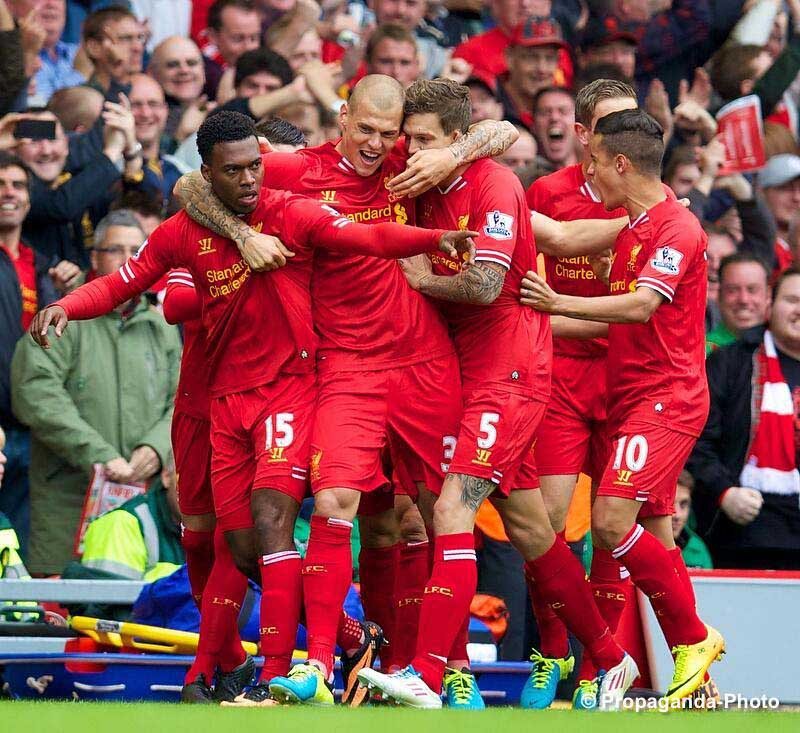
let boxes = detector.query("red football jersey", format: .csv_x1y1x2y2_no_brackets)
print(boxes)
527,163,624,359
163,269,210,420
418,158,551,398
606,198,709,436
59,189,444,397
261,140,454,372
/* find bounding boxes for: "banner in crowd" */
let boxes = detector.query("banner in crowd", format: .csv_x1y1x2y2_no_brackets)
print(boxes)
716,95,767,175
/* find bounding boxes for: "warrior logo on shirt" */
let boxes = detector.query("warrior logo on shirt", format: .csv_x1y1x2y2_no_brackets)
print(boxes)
483,210,514,240
472,448,493,467
650,246,683,275
321,190,337,203
198,237,216,255
614,469,634,487
310,450,323,482
268,447,287,463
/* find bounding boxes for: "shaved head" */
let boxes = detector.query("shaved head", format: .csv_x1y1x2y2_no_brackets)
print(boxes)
337,75,404,177
348,74,404,114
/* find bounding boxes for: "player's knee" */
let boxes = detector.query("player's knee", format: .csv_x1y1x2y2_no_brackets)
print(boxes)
591,508,628,551
253,504,296,553
504,516,553,560
314,488,360,522
398,504,428,544
432,494,470,535
359,509,400,547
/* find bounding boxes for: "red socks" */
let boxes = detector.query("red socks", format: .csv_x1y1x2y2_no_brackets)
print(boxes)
336,610,365,656
411,533,476,692
185,527,247,683
447,611,470,667
525,530,569,658
181,527,214,608
613,526,706,648
302,515,354,677
258,550,302,683
390,540,430,670
577,547,632,680
525,538,623,672
359,543,400,665
669,546,696,607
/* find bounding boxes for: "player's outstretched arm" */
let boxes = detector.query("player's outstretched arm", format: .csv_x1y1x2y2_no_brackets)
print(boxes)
175,171,292,271
401,256,506,305
532,211,628,257
387,120,519,198
521,272,663,323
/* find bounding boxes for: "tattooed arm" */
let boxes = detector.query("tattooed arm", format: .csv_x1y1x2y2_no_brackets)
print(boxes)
387,121,519,198
174,171,293,271
451,120,519,165
400,254,506,305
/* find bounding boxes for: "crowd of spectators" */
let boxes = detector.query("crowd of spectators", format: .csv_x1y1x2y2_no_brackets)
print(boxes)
1,0,800,640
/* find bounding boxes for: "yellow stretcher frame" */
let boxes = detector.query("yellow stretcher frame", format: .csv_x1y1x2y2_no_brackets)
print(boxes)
70,616,260,656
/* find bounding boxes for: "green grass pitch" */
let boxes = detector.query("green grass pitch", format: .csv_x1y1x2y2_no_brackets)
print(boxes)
1,702,796,733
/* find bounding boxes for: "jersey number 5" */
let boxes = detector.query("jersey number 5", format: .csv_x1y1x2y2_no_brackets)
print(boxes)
477,412,500,449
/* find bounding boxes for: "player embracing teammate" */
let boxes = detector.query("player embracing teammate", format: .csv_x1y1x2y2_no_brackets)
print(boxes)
522,107,725,706
357,79,644,711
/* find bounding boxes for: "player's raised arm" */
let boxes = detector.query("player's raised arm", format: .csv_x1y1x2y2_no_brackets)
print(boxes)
520,271,663,324
295,198,478,261
387,119,519,199
532,210,628,257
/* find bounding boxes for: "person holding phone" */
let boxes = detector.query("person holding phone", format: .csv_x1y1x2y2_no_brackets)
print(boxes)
13,105,140,267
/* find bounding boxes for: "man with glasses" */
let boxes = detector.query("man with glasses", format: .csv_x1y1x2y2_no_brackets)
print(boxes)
10,208,181,576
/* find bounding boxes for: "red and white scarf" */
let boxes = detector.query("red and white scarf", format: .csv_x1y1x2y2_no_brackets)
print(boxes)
740,330,800,495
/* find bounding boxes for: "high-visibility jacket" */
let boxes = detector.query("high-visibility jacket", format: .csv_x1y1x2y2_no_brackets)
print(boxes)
80,482,183,582
1,511,36,620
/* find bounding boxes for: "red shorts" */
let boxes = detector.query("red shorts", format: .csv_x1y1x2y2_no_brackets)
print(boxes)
172,410,213,516
210,374,315,531
446,388,547,497
535,354,609,480
596,422,698,517
310,355,462,497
